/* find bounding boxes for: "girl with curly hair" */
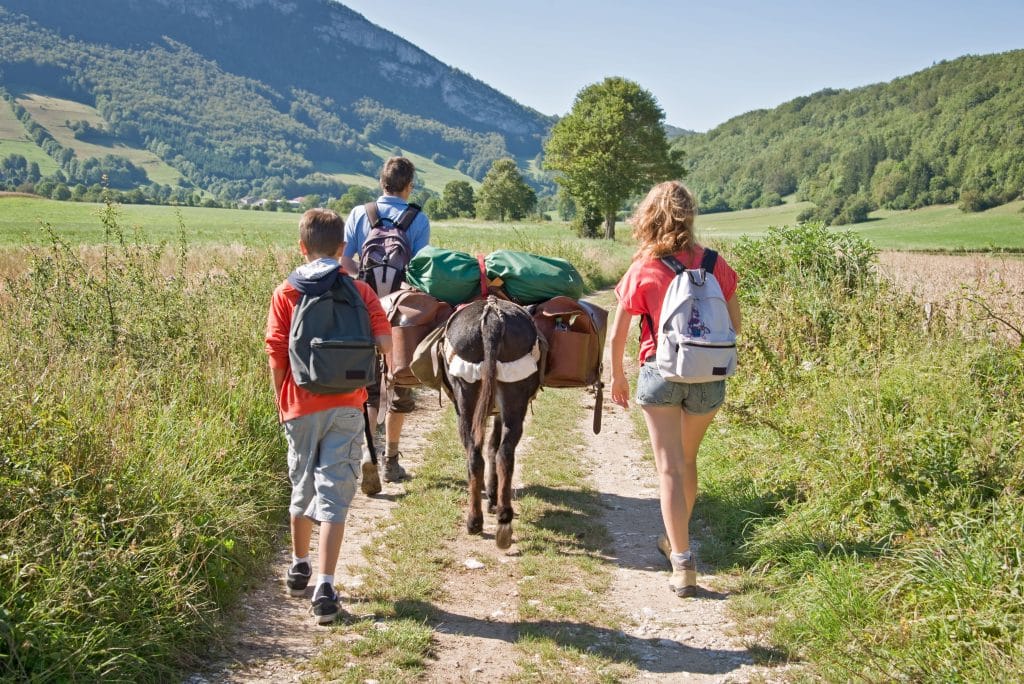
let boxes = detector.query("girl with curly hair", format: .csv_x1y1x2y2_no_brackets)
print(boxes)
609,180,742,597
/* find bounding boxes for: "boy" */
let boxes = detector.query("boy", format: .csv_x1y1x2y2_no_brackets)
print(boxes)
342,157,431,489
265,208,392,624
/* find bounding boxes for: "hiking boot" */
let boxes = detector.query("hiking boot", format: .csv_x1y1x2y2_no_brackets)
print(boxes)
658,534,697,597
360,448,382,496
311,582,340,625
383,454,408,483
285,561,311,597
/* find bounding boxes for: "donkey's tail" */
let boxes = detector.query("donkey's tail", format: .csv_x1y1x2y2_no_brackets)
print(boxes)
472,298,502,448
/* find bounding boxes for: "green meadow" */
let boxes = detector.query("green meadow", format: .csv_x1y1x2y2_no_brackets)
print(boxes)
4,195,1024,253
699,199,1024,251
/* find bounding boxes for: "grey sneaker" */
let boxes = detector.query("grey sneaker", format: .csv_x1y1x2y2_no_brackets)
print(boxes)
383,454,408,482
286,561,311,597
311,582,340,625
360,448,382,496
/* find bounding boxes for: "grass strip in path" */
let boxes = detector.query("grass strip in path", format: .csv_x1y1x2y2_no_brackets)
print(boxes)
511,387,636,682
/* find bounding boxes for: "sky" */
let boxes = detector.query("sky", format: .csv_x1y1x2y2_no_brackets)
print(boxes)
338,0,1024,132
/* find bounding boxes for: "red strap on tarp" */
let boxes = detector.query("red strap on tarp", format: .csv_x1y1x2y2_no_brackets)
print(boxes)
477,254,488,298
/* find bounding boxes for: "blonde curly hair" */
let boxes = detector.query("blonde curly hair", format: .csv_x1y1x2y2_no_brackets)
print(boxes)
630,181,698,259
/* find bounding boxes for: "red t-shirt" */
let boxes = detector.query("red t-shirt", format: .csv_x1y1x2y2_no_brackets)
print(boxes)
614,246,738,363
265,273,391,422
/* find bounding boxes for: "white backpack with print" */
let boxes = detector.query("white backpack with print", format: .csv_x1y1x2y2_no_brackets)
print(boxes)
655,249,737,383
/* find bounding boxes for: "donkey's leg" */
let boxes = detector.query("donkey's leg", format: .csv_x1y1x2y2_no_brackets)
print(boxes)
485,415,502,514
454,379,486,535
494,381,536,549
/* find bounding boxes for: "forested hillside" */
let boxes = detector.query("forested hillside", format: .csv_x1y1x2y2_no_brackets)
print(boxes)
0,0,552,199
675,50,1024,222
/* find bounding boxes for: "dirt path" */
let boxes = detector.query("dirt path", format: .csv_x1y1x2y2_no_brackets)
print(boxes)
418,431,534,682
581,391,777,682
189,395,443,683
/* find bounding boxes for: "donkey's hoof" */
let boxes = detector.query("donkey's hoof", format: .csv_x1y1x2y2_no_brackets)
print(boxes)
467,516,484,535
495,523,513,549
487,503,497,515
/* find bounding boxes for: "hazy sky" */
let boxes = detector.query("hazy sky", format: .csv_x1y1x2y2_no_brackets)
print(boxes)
338,0,1024,131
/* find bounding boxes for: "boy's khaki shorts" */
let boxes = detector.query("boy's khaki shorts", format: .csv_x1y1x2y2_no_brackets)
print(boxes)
283,406,363,523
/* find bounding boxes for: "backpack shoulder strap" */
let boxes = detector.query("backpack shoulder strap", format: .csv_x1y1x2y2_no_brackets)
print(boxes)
660,255,686,275
363,202,382,228
394,203,421,232
699,248,718,274
330,271,365,308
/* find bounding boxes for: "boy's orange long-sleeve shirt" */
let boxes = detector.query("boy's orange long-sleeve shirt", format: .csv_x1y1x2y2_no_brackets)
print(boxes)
265,271,390,422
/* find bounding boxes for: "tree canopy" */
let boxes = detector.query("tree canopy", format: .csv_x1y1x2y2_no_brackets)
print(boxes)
476,159,536,221
544,77,683,238
441,180,476,218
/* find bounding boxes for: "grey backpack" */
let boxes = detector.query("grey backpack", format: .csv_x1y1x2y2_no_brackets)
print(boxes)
654,249,737,383
288,266,377,394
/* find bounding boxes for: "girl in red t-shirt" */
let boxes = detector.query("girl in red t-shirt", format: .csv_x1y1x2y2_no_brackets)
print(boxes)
609,181,742,598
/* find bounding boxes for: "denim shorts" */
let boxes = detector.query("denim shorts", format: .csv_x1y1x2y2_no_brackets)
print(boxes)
635,362,726,415
282,406,363,523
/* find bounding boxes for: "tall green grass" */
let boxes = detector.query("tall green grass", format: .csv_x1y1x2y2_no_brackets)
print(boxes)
0,203,287,681
695,223,1024,680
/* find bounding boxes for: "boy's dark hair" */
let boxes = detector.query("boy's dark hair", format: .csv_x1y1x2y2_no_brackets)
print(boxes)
380,157,415,194
299,208,344,257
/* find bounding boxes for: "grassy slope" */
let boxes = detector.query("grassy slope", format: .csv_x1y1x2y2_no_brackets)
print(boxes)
311,143,482,196
0,98,60,174
14,92,183,186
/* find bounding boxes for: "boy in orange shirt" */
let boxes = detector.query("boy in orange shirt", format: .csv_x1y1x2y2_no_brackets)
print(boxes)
265,208,392,624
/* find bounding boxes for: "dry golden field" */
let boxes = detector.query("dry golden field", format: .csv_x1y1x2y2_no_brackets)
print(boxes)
878,251,1024,341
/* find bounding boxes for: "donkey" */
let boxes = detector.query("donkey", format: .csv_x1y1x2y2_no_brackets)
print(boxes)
443,296,541,549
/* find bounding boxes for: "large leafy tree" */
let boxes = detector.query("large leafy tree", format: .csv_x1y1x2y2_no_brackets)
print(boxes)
441,180,476,218
476,159,536,221
544,77,683,239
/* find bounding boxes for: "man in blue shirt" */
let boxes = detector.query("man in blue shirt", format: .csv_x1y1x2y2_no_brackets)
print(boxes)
342,157,430,493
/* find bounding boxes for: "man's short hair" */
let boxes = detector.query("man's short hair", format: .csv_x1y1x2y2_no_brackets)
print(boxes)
299,208,344,257
380,157,415,194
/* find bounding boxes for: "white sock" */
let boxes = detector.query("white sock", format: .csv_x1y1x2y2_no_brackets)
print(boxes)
670,550,693,565
292,555,310,568
316,574,334,588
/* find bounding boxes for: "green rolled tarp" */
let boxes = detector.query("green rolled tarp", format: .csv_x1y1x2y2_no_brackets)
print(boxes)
405,246,585,305
405,246,482,305
485,250,584,304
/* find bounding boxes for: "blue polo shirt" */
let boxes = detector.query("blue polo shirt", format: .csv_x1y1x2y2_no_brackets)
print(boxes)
342,194,431,260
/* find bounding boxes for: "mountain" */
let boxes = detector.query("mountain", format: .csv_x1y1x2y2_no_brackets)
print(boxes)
0,0,554,198
664,124,697,140
674,50,1024,221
